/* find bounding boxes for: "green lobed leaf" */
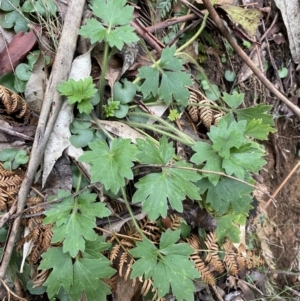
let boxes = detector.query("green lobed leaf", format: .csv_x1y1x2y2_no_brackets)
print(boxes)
133,161,201,220
138,46,192,106
79,18,106,44
197,177,253,215
44,190,110,257
77,98,94,114
78,0,139,49
136,136,174,164
235,103,274,126
79,138,138,194
106,25,139,50
39,245,115,301
222,91,244,109
245,118,276,140
69,258,115,301
39,247,73,299
43,190,74,226
208,118,247,159
191,142,223,185
91,0,134,26
56,77,97,105
130,230,199,301
215,213,243,242
222,143,266,179
83,236,112,259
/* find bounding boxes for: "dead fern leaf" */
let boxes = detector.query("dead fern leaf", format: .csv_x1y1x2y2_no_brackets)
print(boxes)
223,239,239,275
190,252,216,285
204,232,225,274
199,99,213,129
186,91,199,123
0,84,38,125
213,111,225,126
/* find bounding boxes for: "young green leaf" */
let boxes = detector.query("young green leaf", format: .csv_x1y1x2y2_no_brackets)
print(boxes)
138,46,192,106
103,99,120,117
130,229,199,301
113,79,136,104
191,142,223,185
197,177,253,216
44,190,111,257
168,109,180,121
224,70,236,82
56,77,97,114
79,138,138,194
133,161,201,220
78,0,139,49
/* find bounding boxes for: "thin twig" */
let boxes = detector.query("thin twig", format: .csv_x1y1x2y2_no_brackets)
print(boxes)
201,0,300,119
264,160,300,209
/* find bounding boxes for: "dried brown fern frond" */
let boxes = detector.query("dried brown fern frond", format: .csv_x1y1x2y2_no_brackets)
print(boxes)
204,232,225,274
0,163,23,211
135,217,161,242
0,84,38,125
223,239,239,275
190,252,216,285
17,196,52,264
213,111,225,126
186,91,199,123
246,250,264,269
162,214,184,231
186,233,201,250
199,99,213,130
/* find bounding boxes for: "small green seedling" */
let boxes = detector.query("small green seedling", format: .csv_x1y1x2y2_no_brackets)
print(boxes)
224,70,236,82
168,109,180,121
0,148,29,170
278,67,288,79
56,77,98,114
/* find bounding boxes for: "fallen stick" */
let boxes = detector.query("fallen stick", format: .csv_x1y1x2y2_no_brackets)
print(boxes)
0,0,86,279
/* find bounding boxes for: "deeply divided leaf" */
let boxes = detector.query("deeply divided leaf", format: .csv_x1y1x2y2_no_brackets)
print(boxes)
133,161,201,220
138,46,192,106
191,142,223,185
130,230,199,301
78,0,139,49
39,243,115,301
136,136,174,164
79,138,138,194
208,118,247,159
44,190,110,257
197,178,253,216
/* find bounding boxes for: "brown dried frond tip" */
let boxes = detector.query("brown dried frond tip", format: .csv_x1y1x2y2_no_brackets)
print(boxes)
0,84,38,125
0,163,23,211
186,91,199,123
199,99,213,130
